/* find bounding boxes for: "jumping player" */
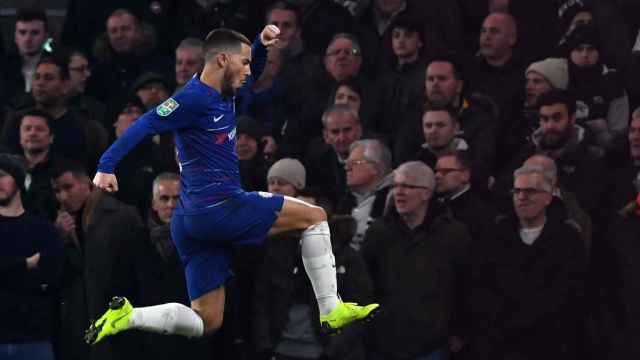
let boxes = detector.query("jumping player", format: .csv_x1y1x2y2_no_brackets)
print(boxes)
85,25,379,345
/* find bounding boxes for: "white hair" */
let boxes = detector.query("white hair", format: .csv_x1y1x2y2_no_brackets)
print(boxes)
513,165,553,192
394,161,435,189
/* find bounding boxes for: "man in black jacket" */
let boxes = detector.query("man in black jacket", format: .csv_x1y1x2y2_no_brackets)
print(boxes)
0,154,63,360
470,164,586,359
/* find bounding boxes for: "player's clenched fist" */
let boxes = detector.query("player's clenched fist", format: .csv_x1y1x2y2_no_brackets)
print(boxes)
260,24,280,47
93,171,119,193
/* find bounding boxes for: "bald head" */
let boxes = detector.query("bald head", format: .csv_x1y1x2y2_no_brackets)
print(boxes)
524,155,557,187
480,12,517,66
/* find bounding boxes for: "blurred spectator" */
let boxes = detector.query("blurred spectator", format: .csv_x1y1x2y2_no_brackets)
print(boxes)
336,139,393,250
469,165,586,359
18,110,64,221
524,154,592,252
175,38,204,91
134,172,212,360
557,0,594,51
111,95,157,215
435,151,496,245
504,58,569,156
394,56,497,173
254,209,374,360
362,161,470,359
467,12,527,157
236,115,271,192
5,8,50,101
294,0,355,56
0,153,63,360
500,90,606,216
131,72,173,109
65,49,108,130
2,56,108,173
305,104,363,206
608,109,640,218
370,15,426,146
52,160,145,360
566,25,629,150
281,33,370,158
90,9,171,102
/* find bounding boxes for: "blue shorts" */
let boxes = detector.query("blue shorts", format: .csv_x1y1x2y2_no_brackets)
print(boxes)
170,191,285,300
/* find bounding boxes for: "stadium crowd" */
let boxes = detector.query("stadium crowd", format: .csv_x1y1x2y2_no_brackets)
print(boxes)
1,0,640,359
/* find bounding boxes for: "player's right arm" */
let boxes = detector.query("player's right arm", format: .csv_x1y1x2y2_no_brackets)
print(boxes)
95,93,198,192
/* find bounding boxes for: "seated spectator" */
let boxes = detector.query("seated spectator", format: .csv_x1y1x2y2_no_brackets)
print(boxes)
237,115,272,192
4,8,50,102
131,72,173,109
17,109,64,220
327,77,373,131
469,165,586,359
254,210,374,360
110,95,157,215
336,139,393,250
370,15,426,147
435,150,496,245
566,24,629,150
52,160,145,360
2,56,108,173
305,104,363,206
64,49,107,130
134,172,212,360
395,56,497,172
174,38,204,92
608,108,640,215
557,0,594,52
89,9,171,102
362,161,471,359
0,153,63,360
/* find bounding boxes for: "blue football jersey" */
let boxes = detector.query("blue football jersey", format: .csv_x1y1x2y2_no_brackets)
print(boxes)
98,38,267,214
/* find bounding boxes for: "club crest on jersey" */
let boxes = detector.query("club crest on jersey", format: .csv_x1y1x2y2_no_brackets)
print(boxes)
156,98,179,116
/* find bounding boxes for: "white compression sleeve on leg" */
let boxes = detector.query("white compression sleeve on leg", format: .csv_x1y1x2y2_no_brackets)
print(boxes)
128,303,204,337
301,221,339,315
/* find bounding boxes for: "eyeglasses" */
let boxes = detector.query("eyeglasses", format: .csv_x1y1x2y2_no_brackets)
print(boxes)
345,159,370,167
392,183,430,190
326,48,360,57
434,167,464,175
510,187,549,197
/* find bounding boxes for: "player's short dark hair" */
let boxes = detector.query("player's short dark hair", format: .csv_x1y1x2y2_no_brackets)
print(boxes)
19,108,53,131
537,89,576,116
424,101,459,123
37,54,70,80
16,7,48,29
265,1,301,26
203,28,252,62
438,150,473,170
52,159,88,181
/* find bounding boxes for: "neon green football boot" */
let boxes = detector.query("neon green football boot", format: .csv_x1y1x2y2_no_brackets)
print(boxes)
319,301,380,334
85,296,133,345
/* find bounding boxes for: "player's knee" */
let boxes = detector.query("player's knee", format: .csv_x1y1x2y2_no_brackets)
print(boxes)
201,311,223,336
307,206,327,226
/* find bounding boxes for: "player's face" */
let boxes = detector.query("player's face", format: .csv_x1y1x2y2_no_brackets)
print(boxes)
175,47,203,86
52,172,92,214
32,63,67,106
0,172,19,207
15,20,47,57
152,180,180,224
222,43,252,97
426,62,463,104
19,115,52,153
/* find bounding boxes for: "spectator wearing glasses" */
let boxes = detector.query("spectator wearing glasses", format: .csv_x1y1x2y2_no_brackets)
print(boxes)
65,49,107,130
336,139,393,250
469,164,586,359
362,161,470,359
